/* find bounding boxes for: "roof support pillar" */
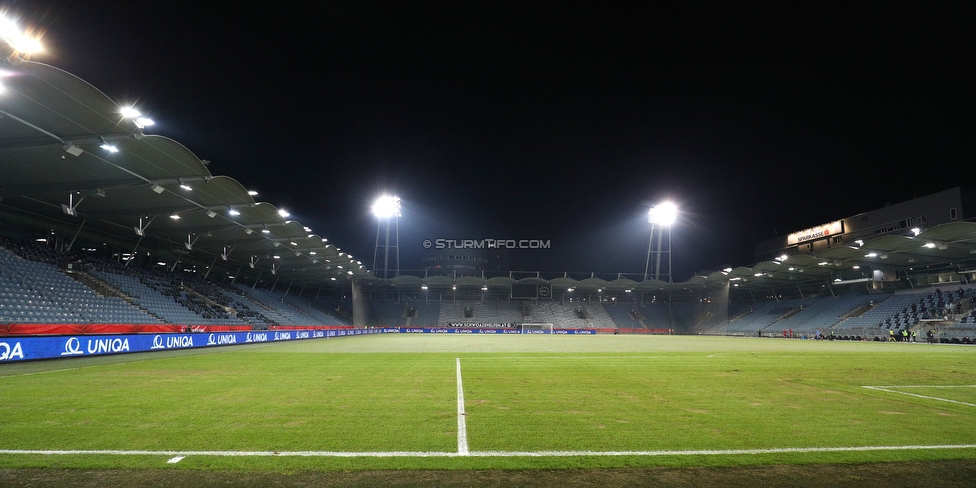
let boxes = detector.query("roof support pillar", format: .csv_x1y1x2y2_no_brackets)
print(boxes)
65,219,86,252
230,262,244,285
203,255,218,279
126,235,143,267
252,271,262,290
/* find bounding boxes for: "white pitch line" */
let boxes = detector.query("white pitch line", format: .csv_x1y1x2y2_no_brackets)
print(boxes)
456,357,469,455
2,444,976,458
863,386,976,407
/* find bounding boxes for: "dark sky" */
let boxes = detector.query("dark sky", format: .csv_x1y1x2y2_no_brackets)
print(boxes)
12,1,976,279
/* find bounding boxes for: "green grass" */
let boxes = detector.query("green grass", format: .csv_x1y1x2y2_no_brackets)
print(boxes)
1,334,975,473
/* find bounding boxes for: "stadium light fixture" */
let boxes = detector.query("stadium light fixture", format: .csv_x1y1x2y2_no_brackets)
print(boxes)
100,142,119,153
371,195,401,219
647,201,678,226
58,142,82,158
248,190,258,196
278,209,290,218
120,106,140,118
0,14,43,58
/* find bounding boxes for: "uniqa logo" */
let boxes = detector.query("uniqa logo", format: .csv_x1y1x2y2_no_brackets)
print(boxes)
246,332,268,343
151,335,165,349
0,341,24,361
207,334,237,345
61,337,84,356
166,336,193,348
86,337,130,354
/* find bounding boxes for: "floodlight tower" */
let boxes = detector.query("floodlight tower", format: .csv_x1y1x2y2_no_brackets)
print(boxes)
372,195,401,279
644,201,677,283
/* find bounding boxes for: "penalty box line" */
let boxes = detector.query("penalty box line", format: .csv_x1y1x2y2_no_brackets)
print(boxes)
863,385,976,407
3,444,976,459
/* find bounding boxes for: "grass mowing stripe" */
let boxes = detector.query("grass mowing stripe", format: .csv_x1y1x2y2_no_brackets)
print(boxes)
457,358,469,455
3,444,975,458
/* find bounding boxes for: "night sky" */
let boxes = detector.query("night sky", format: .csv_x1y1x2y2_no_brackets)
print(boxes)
11,1,976,279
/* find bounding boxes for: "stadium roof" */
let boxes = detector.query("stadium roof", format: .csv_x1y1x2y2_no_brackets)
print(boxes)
0,56,371,286
2,47,976,294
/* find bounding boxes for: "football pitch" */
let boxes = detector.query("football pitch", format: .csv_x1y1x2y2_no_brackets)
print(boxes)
1,334,975,484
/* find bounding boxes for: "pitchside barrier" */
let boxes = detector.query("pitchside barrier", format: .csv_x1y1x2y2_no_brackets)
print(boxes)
375,327,672,334
0,328,379,363
377,327,597,335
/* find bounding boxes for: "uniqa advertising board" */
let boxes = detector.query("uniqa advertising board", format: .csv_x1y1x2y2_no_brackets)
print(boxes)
0,328,378,363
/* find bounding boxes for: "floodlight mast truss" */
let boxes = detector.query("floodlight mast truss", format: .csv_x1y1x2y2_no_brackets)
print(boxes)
372,196,400,280
644,202,676,283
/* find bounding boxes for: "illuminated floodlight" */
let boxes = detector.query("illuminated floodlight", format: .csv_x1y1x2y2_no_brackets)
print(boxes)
180,184,192,191
911,227,922,236
135,117,154,128
0,16,18,39
865,252,878,258
248,190,258,196
648,201,678,226
261,229,271,234
100,143,119,153
228,209,240,216
11,35,41,54
120,106,141,118
0,15,43,56
923,242,937,249
169,213,180,220
372,195,401,219
278,209,290,218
